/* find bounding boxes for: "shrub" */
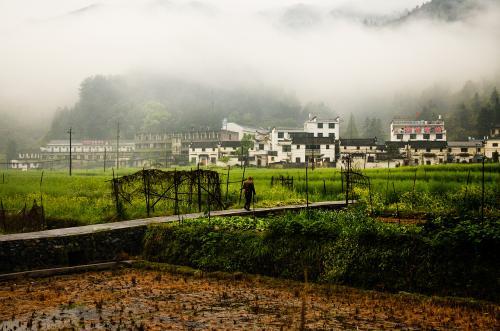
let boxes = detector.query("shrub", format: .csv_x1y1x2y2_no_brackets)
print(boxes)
142,210,500,301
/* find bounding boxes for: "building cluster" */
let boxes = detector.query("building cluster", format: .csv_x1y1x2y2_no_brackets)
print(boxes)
8,115,500,170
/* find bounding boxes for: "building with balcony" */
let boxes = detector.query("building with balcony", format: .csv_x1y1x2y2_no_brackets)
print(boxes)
269,115,340,165
134,130,238,167
390,117,446,142
447,141,484,163
338,138,386,169
9,151,42,170
389,141,448,166
41,139,135,168
484,125,500,160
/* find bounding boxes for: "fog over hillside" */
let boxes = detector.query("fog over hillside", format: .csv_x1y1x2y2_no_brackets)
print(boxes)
1,0,499,125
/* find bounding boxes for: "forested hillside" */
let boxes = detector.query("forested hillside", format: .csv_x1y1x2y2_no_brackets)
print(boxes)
45,74,500,143
395,0,490,23
47,75,336,140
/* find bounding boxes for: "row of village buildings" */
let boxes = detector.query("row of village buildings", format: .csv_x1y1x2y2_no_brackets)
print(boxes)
9,115,500,170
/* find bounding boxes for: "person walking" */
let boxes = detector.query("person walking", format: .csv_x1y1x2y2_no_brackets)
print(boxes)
242,176,256,211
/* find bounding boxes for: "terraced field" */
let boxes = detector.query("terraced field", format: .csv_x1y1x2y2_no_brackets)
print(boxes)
1,266,498,330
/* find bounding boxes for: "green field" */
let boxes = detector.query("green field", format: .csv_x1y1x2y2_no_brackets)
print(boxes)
0,164,498,229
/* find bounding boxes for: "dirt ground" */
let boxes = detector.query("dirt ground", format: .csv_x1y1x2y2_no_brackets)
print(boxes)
0,267,498,330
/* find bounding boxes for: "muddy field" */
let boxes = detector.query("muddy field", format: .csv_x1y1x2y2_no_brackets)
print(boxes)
0,267,498,330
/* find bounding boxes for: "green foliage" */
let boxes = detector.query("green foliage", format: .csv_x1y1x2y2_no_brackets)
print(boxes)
143,210,500,301
47,75,308,139
6,140,17,161
140,101,171,132
344,113,359,139
237,133,255,157
363,117,385,141
1,163,499,226
400,0,485,22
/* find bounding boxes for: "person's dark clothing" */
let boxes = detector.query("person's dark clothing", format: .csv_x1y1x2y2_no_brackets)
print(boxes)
243,181,256,210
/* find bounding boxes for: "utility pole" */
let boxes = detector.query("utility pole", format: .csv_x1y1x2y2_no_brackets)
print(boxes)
481,154,485,220
67,127,72,176
305,156,309,209
116,122,120,170
165,140,168,169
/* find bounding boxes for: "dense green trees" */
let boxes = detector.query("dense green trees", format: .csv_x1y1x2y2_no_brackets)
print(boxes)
344,113,359,139
44,74,500,142
363,117,384,141
446,87,499,139
6,140,17,161
46,75,313,139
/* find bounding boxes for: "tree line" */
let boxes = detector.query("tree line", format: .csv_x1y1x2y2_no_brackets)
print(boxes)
47,75,336,140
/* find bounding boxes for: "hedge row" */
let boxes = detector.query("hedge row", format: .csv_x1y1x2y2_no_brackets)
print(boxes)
143,210,500,302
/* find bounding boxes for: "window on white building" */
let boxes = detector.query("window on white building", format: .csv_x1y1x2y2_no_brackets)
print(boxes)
329,123,335,129
317,123,323,128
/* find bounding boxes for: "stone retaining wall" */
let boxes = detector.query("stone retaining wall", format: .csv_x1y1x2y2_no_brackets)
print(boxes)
0,227,146,273
0,201,347,274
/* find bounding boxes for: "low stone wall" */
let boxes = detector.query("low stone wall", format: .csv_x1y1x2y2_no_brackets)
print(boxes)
0,227,146,273
0,201,348,274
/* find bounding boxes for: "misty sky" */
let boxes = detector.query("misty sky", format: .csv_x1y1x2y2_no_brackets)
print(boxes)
1,0,500,118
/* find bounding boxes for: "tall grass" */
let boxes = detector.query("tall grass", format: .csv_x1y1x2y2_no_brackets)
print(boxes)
0,163,498,226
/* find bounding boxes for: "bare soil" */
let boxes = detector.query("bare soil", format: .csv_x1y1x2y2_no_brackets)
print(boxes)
0,267,498,330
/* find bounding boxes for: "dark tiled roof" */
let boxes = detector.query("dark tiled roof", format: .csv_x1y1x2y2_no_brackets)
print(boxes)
385,141,447,149
190,141,219,149
340,138,377,146
385,141,407,148
289,132,314,138
447,141,483,147
291,136,335,145
408,141,447,149
220,141,241,148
